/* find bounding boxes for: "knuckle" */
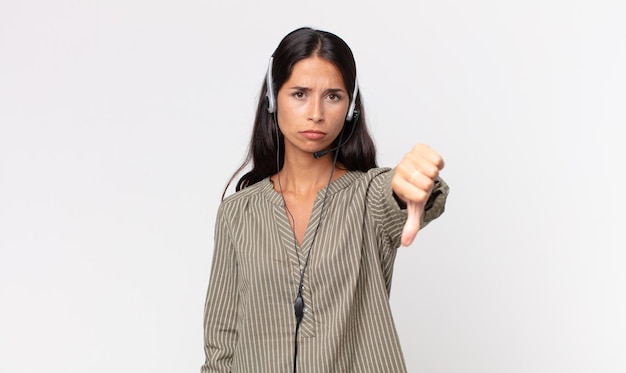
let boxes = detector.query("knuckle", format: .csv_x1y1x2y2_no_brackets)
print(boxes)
413,189,428,203
404,152,417,164
433,154,444,167
413,143,428,152
391,177,399,190
422,178,434,192
424,164,439,179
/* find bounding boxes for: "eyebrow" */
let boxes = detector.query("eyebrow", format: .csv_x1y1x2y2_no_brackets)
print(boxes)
288,86,346,94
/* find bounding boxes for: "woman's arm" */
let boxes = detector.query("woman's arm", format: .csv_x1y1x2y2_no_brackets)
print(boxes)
201,206,239,373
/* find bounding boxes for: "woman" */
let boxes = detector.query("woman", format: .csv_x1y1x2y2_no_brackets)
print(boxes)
202,27,449,373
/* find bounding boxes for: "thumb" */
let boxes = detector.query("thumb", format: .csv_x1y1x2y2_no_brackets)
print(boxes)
401,201,422,246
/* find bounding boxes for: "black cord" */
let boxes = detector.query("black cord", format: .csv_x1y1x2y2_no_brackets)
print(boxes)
293,287,304,373
274,112,344,373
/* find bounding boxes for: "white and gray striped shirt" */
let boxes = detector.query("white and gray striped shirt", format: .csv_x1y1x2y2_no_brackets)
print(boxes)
202,168,448,372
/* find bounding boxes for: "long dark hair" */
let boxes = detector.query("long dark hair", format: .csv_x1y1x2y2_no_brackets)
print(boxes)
223,27,377,199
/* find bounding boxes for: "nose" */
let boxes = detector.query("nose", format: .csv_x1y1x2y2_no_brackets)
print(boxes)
308,97,324,123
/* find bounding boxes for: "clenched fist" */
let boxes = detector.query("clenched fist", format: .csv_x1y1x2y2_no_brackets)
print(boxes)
392,144,445,246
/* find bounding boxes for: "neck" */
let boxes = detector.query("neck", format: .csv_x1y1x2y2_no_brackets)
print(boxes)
281,153,333,193
274,147,346,195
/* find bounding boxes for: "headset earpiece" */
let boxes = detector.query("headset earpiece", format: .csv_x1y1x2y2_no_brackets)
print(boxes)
346,78,359,122
265,57,277,113
350,108,360,124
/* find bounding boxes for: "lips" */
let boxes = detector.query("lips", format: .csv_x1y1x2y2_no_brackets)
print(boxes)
300,130,326,140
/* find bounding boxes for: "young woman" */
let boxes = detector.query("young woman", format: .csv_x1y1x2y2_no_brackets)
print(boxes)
202,27,449,373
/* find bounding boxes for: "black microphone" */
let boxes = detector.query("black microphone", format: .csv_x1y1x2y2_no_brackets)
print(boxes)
294,293,304,321
313,145,340,159
312,110,359,159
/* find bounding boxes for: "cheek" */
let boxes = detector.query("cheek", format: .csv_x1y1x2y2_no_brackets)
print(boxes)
276,100,303,124
329,119,347,139
277,112,297,135
329,110,348,128
331,102,350,121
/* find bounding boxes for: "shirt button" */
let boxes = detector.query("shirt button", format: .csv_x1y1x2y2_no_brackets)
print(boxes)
303,307,309,314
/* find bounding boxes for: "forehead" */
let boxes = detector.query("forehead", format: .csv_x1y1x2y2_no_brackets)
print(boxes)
285,57,346,89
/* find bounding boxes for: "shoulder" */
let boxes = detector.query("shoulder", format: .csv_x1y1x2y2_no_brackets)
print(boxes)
221,179,267,204
218,179,274,217
365,167,393,182
324,167,393,198
358,167,395,191
343,167,393,186
326,168,398,211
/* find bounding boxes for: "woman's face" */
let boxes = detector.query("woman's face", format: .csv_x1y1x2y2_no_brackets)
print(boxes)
276,56,350,158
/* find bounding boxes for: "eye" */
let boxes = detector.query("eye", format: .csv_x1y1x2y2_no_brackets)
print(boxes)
292,91,305,99
327,93,341,101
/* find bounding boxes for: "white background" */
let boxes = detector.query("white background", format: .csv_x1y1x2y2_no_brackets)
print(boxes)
1,1,625,372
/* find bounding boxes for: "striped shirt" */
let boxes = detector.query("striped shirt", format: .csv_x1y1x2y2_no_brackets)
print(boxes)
202,168,449,372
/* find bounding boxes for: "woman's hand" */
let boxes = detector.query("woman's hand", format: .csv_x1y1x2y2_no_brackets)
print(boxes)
392,144,445,246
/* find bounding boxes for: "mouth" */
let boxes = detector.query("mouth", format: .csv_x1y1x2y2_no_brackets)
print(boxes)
300,130,326,140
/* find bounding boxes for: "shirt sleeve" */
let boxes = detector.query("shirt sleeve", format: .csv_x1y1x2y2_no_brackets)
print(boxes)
421,176,449,229
366,168,409,250
201,204,239,373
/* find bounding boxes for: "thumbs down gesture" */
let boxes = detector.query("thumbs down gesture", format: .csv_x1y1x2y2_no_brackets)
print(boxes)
391,144,445,246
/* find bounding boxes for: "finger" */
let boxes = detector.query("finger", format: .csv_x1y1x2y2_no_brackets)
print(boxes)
423,150,445,171
409,170,435,194
410,144,445,171
401,201,422,246
403,152,442,180
393,176,431,205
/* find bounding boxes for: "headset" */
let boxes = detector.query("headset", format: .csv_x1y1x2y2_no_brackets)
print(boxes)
264,56,359,122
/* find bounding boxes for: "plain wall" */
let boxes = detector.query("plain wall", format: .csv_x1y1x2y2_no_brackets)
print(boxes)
1,0,624,372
